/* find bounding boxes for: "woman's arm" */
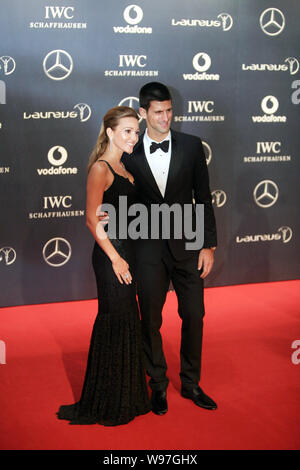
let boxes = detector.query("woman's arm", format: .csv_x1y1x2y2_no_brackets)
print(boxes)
86,162,132,284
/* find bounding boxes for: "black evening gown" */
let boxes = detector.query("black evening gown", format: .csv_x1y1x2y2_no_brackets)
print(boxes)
57,161,151,425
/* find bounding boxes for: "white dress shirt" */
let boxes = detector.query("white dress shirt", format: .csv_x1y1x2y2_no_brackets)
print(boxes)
143,128,172,197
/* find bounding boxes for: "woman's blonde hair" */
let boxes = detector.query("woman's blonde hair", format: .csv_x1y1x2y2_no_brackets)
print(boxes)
87,106,139,173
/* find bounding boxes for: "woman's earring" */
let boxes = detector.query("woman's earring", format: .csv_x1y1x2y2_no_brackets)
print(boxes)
109,137,113,152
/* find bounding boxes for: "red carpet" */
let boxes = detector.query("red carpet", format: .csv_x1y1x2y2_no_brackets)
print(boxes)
0,280,299,450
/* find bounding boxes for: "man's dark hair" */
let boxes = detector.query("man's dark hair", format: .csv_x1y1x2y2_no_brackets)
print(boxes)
139,82,172,111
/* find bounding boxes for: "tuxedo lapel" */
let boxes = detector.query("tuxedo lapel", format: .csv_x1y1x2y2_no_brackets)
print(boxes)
164,131,184,200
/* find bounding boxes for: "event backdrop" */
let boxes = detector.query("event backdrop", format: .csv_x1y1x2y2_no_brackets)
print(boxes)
0,0,299,307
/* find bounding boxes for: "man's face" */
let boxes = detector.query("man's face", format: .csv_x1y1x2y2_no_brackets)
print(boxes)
140,100,172,138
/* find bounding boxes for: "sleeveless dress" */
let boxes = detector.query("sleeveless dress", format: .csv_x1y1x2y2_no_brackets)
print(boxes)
57,160,151,426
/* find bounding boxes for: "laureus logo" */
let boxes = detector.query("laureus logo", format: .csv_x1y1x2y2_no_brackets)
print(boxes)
0,247,16,265
23,103,91,122
171,12,233,31
278,226,292,243
0,56,16,75
217,13,233,31
73,103,91,122
285,58,300,75
212,190,227,207
242,57,299,75
236,226,292,244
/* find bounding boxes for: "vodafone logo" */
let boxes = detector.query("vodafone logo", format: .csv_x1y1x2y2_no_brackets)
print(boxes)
48,146,68,166
37,146,78,175
183,52,220,81
252,95,286,123
261,96,279,115
123,5,143,24
114,4,151,34
192,53,211,72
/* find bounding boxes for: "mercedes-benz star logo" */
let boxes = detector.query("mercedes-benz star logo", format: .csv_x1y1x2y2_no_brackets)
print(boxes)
118,96,142,121
253,180,279,208
212,190,227,207
43,50,73,81
43,238,72,267
0,247,16,265
260,8,285,36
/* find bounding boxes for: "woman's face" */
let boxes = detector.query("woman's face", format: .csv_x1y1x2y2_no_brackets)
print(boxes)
109,117,139,154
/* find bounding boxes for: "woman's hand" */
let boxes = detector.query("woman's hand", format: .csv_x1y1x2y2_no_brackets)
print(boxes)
111,256,132,285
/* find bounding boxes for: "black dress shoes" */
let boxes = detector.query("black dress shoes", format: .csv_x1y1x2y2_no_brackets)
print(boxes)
181,386,217,410
151,390,168,415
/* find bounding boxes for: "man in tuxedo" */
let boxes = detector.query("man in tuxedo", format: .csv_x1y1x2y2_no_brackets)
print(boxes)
122,82,217,415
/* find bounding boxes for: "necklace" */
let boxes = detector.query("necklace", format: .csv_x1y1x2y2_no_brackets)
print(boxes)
119,161,134,185
119,161,127,174
118,161,128,178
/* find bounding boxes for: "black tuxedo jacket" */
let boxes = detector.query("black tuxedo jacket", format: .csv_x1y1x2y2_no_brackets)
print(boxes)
122,129,217,263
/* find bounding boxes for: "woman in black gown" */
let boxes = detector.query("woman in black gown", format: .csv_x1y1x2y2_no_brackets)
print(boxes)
57,106,151,425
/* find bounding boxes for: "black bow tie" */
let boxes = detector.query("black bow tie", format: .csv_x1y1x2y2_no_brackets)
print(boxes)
149,140,170,154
